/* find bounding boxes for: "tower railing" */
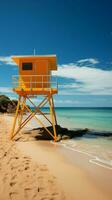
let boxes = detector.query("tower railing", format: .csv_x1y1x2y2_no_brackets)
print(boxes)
12,75,58,91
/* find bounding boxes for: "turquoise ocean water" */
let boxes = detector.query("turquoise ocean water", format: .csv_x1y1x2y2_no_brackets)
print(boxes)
55,107,112,131
40,107,112,131
40,107,112,169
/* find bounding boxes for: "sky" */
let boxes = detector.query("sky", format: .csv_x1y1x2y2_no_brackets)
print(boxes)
0,0,112,107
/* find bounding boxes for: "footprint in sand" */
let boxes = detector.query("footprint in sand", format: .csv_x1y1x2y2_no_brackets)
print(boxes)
40,197,54,200
32,188,48,200
32,192,38,199
9,192,18,200
40,165,48,172
10,181,16,187
24,166,30,170
14,156,19,160
11,174,17,180
23,159,30,166
23,156,31,160
37,175,43,180
51,192,59,197
3,176,8,183
48,178,53,183
11,165,19,170
7,156,19,165
23,159,30,164
38,186,45,192
24,188,32,198
18,168,22,172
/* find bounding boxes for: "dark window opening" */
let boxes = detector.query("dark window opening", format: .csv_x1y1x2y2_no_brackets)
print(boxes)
22,63,32,70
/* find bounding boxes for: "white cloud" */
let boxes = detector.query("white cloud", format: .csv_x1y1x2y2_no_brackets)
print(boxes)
53,60,112,95
0,56,16,65
77,58,99,65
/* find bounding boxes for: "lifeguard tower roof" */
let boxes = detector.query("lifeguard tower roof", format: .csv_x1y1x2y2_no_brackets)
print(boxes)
12,55,57,70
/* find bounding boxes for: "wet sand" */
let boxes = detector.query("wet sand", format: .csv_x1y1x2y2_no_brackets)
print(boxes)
16,141,112,200
0,113,112,200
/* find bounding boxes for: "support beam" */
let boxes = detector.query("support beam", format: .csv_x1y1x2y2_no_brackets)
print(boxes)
10,95,57,141
10,96,21,139
18,96,26,127
48,96,57,141
27,97,52,126
51,96,57,125
16,96,49,130
24,103,55,139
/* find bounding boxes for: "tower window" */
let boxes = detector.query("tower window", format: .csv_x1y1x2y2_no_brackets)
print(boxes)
22,63,32,70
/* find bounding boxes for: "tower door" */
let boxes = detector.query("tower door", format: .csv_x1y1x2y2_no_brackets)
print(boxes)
33,60,49,89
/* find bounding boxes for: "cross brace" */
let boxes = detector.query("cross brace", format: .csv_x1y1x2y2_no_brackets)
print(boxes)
10,95,57,141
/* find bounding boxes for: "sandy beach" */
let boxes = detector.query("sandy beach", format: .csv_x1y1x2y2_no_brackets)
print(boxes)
0,114,65,200
0,113,112,200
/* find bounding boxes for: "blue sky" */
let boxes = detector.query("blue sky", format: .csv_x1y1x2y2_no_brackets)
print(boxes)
0,0,112,107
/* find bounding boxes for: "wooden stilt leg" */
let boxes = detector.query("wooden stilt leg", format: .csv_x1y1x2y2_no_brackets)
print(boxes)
49,96,57,142
51,96,57,126
18,96,26,128
10,96,21,140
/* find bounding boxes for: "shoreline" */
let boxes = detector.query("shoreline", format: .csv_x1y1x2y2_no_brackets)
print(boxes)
0,113,112,200
59,140,112,170
16,140,112,200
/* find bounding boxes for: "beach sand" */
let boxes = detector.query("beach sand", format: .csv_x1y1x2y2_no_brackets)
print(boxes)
0,113,112,200
0,114,65,200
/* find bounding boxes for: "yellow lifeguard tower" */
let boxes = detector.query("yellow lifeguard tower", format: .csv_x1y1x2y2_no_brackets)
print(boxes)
11,55,58,141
